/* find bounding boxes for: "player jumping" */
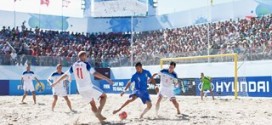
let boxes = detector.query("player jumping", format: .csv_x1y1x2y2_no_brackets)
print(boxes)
152,62,181,116
113,62,155,118
21,64,42,104
51,51,113,123
200,73,215,100
47,64,75,112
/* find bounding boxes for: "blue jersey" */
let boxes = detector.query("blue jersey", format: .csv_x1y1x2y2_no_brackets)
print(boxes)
130,69,152,91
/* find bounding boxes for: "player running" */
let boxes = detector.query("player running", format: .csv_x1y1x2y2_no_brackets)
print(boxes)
51,51,113,123
200,73,215,100
21,64,42,104
47,64,75,112
113,62,155,118
152,62,181,116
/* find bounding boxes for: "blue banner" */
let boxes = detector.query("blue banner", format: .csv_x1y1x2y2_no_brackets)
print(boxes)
9,80,78,95
99,79,130,93
0,80,9,95
195,76,272,97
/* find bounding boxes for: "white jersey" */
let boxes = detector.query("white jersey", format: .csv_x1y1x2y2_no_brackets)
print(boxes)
158,69,178,88
65,61,96,91
22,71,36,84
48,72,67,89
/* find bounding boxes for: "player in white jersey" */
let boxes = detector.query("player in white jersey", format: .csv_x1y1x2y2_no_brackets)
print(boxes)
51,51,113,123
152,62,181,116
47,64,75,112
21,64,42,104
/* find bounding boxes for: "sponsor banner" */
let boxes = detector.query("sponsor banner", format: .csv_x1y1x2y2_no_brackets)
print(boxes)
0,80,9,95
100,79,130,93
9,80,78,95
195,76,272,97
148,78,196,95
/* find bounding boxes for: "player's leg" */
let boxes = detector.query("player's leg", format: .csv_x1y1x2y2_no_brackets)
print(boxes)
155,94,163,116
113,95,138,114
201,90,204,100
52,95,58,111
98,93,107,114
209,88,215,100
21,91,28,103
32,91,36,104
91,86,107,119
90,99,106,123
139,91,152,118
140,101,152,118
63,96,73,111
171,98,181,114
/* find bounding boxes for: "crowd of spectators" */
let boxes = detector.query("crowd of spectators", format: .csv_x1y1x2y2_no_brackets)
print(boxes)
1,14,272,67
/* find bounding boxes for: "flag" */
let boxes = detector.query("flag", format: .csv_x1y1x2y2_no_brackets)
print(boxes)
40,0,50,6
62,0,71,8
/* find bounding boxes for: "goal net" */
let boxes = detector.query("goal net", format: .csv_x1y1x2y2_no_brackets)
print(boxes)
159,53,245,99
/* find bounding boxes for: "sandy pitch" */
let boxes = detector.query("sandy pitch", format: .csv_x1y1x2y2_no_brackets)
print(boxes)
0,94,272,125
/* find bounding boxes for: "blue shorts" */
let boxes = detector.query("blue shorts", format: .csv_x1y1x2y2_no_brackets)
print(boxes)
129,90,151,104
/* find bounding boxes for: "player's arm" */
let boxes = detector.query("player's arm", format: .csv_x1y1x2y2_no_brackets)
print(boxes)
86,63,113,84
152,73,158,78
208,77,212,82
148,71,156,86
51,74,68,87
120,81,132,96
93,72,113,85
34,77,42,85
47,74,53,86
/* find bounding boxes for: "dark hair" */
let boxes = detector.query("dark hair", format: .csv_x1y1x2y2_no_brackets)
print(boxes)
170,61,176,67
135,62,142,67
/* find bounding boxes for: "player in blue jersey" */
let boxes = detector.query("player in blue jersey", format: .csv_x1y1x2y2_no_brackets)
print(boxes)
21,64,42,104
51,51,113,123
152,62,181,116
113,62,156,118
47,64,75,112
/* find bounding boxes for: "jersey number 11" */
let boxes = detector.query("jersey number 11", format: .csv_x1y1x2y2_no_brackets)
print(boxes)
76,68,83,79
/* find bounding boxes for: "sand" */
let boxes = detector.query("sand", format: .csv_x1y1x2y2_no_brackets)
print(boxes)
0,94,272,125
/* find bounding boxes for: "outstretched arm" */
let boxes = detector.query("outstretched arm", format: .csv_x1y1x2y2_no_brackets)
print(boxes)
120,81,132,96
34,77,42,85
47,75,53,86
149,73,157,86
51,74,68,87
93,72,113,85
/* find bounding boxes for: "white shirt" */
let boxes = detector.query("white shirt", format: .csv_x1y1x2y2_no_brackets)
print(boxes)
65,61,95,91
158,69,178,88
48,72,67,90
22,71,36,84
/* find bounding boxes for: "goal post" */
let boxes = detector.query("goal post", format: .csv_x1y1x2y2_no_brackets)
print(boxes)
160,53,239,99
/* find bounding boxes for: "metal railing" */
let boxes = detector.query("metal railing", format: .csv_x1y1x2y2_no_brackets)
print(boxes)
0,48,272,67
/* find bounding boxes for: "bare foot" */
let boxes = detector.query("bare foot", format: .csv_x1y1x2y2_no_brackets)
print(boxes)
70,109,77,113
177,110,181,115
100,114,107,120
112,109,120,114
139,114,143,119
20,102,27,104
95,113,106,123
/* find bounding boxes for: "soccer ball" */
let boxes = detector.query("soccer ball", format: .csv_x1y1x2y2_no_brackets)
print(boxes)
119,111,127,120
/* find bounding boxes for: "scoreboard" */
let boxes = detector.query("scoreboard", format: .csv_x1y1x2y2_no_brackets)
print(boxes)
91,0,148,17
